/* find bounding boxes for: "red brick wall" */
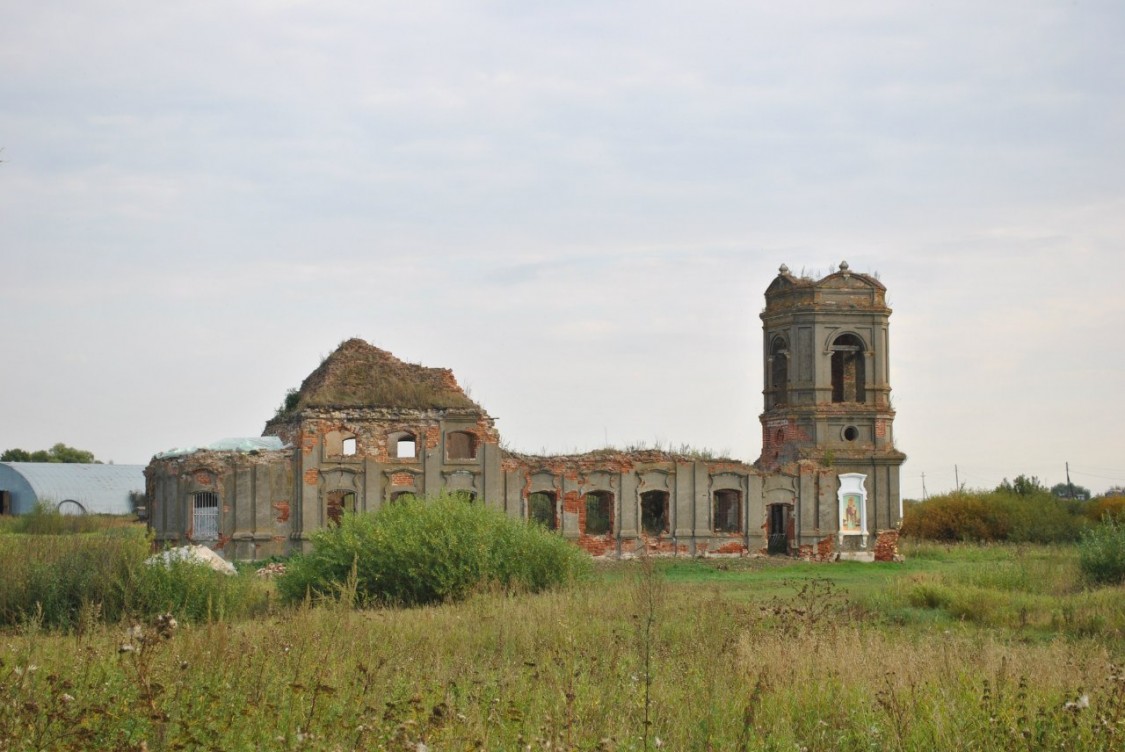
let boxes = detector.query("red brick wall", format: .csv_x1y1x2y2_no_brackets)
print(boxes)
874,529,900,562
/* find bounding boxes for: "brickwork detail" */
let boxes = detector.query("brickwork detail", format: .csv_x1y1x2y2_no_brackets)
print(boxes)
874,529,900,562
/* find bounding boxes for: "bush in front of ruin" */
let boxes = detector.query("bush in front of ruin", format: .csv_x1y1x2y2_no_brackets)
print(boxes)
901,488,1084,543
276,493,592,607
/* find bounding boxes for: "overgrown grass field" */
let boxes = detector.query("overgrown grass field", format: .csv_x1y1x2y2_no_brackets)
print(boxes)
2,528,1125,750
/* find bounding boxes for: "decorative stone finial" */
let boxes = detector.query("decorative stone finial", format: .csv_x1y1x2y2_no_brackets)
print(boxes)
839,260,850,272
779,264,789,275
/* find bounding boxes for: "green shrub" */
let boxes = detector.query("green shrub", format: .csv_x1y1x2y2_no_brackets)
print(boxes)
277,493,591,607
1078,517,1125,585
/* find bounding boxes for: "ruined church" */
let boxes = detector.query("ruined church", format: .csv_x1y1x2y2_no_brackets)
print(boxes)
146,262,905,560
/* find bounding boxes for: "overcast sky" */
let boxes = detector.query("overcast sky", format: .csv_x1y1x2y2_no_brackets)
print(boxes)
2,1,1123,499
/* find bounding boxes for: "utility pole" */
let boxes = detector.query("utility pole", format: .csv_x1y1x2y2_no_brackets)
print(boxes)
921,472,928,501
1067,461,1073,499
955,465,960,492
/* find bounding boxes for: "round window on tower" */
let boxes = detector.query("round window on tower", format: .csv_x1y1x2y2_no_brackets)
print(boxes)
842,426,859,442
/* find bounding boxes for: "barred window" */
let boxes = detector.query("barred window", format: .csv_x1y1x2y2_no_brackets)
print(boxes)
191,492,219,540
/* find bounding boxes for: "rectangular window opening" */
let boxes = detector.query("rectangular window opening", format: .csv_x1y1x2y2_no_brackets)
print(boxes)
529,491,557,531
713,490,741,533
584,491,613,535
446,431,478,460
191,492,219,540
640,491,670,536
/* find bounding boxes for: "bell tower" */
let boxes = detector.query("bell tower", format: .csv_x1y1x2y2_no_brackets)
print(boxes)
758,261,906,529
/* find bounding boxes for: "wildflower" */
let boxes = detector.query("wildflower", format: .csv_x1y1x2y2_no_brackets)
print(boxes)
1064,694,1090,711
60,693,75,704
118,644,135,654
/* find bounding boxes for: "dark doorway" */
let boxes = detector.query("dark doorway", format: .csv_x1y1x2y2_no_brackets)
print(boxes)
767,504,790,555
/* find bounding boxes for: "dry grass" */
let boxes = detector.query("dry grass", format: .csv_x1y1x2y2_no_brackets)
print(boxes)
3,560,1124,750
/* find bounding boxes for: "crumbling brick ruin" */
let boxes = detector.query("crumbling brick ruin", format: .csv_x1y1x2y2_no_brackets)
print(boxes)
146,262,905,561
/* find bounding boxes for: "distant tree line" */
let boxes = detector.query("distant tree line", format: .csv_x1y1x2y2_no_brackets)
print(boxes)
903,473,1122,544
1,443,99,463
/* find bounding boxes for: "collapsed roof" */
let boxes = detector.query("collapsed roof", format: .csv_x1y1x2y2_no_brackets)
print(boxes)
275,338,482,415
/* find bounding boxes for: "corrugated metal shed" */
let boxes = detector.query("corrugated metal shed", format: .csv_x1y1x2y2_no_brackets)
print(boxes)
0,463,145,515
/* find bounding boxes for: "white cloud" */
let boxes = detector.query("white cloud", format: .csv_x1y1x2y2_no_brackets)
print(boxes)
1,1,1123,492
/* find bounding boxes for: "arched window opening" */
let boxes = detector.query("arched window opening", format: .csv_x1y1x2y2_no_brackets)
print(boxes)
640,490,670,536
830,334,866,404
390,490,415,503
393,432,417,459
713,490,741,533
770,338,789,408
325,430,358,457
584,491,613,535
450,489,477,504
326,490,357,526
191,491,219,540
446,431,478,460
528,491,557,530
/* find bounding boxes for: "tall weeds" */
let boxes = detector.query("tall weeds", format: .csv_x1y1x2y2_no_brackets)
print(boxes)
1079,517,1125,585
0,529,268,629
4,573,1122,750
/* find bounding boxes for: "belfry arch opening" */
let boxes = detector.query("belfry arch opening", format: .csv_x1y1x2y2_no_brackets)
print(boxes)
770,337,789,408
830,333,866,403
